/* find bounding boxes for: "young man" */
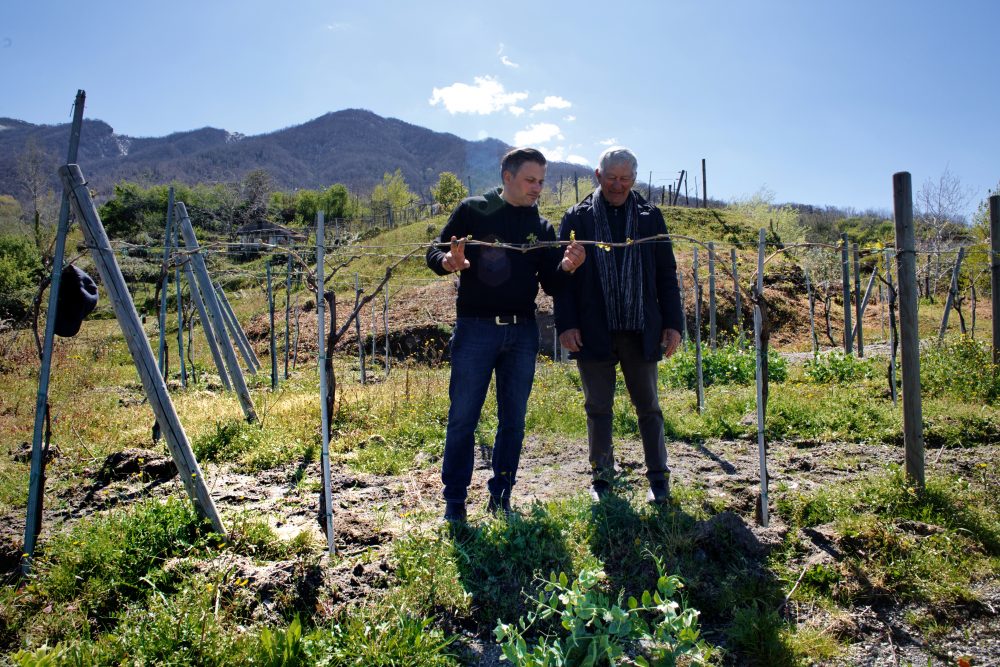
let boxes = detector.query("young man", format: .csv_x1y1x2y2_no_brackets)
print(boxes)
427,148,585,522
554,147,683,504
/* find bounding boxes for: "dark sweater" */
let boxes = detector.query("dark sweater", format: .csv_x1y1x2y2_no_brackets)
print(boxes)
426,188,567,318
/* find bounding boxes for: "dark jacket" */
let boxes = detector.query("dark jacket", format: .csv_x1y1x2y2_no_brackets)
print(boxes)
426,188,567,318
554,191,684,361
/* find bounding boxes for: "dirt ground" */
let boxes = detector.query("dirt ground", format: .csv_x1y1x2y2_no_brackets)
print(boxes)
5,429,996,666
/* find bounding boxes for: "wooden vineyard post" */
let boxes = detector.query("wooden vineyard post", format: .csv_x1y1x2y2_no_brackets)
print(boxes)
938,247,965,342
59,165,226,535
171,189,187,387
991,196,1000,366
215,283,260,374
702,158,707,208
316,212,336,555
181,256,231,390
708,241,717,351
158,196,173,378
383,283,390,375
893,172,925,489
678,272,689,348
806,269,818,357
841,233,853,355
23,90,85,574
753,228,769,526
355,273,366,384
693,248,704,413
177,204,257,422
851,268,878,351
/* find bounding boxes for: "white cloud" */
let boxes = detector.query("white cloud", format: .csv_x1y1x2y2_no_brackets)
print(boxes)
530,96,572,112
598,137,617,146
537,145,590,166
563,115,576,122
513,123,563,146
325,22,350,31
567,155,590,166
429,76,528,115
477,130,489,140
501,55,519,68
509,105,525,116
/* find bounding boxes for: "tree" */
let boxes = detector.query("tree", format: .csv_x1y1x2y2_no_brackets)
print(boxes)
371,169,416,223
729,187,804,247
431,172,468,213
916,168,974,297
15,139,58,253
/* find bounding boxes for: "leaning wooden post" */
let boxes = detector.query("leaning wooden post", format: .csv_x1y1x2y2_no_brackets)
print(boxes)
991,196,1000,367
753,228,769,526
693,249,704,413
841,233,853,355
215,283,260,373
316,212,336,554
178,204,257,422
893,172,925,489
267,261,278,390
60,165,226,535
938,247,965,342
181,256,230,390
23,90,85,575
853,243,864,357
884,248,898,405
708,241,717,351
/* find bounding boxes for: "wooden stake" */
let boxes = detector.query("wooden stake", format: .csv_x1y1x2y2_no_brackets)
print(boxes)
938,247,965,341
316,212,336,554
693,248,704,413
753,228,769,526
60,165,226,535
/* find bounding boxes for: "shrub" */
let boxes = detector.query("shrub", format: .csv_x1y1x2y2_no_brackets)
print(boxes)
922,336,1000,403
803,351,879,384
662,341,787,389
0,234,43,323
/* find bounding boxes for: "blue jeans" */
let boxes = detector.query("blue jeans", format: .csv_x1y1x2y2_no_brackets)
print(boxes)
442,317,539,502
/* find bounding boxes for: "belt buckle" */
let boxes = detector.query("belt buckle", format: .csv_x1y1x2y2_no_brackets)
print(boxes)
495,315,516,325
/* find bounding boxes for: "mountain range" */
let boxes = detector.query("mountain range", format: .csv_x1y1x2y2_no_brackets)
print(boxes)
0,108,593,202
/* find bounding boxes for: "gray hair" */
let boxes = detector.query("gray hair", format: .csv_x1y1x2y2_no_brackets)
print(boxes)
597,147,638,176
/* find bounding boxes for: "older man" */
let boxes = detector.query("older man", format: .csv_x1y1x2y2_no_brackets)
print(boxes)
427,147,585,522
554,147,683,504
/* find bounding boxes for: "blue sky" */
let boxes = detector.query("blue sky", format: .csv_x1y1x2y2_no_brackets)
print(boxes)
2,1,998,216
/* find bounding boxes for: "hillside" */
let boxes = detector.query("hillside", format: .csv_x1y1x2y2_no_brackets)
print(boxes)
0,109,593,201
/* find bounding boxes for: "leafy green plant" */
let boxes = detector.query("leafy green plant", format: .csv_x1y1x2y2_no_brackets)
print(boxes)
803,351,879,383
922,336,1000,402
495,562,706,667
662,341,787,389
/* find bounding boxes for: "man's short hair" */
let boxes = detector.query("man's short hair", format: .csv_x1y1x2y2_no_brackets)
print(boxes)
597,147,638,177
501,147,547,179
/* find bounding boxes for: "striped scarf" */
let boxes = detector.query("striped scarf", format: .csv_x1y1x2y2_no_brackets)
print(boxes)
592,187,644,331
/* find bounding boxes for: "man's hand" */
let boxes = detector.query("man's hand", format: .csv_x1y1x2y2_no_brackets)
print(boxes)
560,240,585,273
661,328,681,358
442,236,470,273
559,328,583,352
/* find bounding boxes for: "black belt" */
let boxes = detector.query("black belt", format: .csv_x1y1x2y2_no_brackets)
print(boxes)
462,314,533,325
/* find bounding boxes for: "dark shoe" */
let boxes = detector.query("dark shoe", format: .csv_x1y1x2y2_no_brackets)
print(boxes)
444,501,467,523
647,479,670,505
487,493,512,517
589,481,610,502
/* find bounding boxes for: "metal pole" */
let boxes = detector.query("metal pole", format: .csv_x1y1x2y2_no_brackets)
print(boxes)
708,242,717,351
60,165,226,535
853,243,864,357
268,261,277,390
885,248,898,405
893,172,924,489
178,205,257,422
991,196,1000,366
285,253,292,380
316,212,336,554
23,90,85,574
841,233,853,355
938,247,966,342
753,228,769,526
693,249,704,413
